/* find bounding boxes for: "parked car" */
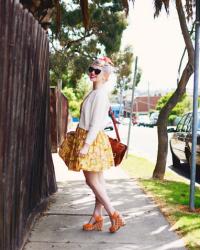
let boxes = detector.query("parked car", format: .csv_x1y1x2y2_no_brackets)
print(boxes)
104,117,120,131
121,117,131,125
137,115,153,127
132,115,138,125
104,122,114,131
150,112,159,126
168,111,200,169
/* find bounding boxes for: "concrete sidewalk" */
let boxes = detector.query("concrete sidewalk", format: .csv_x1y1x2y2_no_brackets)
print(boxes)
24,154,186,250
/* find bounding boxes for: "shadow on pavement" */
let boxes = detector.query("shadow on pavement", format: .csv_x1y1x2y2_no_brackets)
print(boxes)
24,178,186,250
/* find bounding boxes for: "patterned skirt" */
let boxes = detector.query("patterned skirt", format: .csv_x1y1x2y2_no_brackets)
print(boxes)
59,127,114,172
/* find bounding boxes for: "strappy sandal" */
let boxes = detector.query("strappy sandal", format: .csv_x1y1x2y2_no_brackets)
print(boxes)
83,215,104,231
109,211,125,233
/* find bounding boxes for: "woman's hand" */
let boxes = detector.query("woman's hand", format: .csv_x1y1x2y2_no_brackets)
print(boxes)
79,143,90,157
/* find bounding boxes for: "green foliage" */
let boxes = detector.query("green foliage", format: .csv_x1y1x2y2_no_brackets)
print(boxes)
110,46,141,104
62,76,90,117
49,0,128,87
49,55,72,87
113,46,134,92
156,92,192,123
135,68,142,86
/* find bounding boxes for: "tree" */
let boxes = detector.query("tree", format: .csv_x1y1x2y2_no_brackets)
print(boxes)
114,46,134,91
113,46,134,107
19,0,131,33
20,1,130,89
156,92,192,124
109,0,195,179
112,46,141,111
62,76,90,117
152,0,195,179
49,0,128,87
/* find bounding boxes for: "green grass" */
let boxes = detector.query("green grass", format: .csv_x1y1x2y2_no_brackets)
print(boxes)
121,154,200,250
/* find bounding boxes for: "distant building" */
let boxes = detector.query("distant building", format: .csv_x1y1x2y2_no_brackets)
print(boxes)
124,96,161,117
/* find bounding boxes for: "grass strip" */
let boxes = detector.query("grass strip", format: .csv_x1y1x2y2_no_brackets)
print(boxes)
122,154,200,250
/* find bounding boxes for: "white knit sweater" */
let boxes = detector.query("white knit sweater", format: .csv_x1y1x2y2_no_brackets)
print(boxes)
79,86,110,145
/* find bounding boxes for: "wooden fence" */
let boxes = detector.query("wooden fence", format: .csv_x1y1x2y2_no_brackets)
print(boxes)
0,1,57,250
50,87,68,153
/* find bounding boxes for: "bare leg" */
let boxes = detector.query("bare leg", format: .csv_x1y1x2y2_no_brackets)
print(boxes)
83,171,115,217
94,197,103,215
83,173,103,223
96,172,125,232
86,197,103,224
93,172,107,215
83,171,125,232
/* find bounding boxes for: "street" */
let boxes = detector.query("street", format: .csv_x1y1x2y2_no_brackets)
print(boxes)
105,124,173,166
107,124,200,183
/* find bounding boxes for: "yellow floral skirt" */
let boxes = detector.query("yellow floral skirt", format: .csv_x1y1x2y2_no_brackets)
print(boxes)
59,127,114,172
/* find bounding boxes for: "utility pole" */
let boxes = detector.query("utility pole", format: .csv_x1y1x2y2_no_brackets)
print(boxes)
147,82,150,115
189,0,200,211
119,86,123,121
126,57,138,157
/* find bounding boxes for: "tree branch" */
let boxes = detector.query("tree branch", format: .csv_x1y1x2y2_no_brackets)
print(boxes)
176,0,194,62
62,31,94,49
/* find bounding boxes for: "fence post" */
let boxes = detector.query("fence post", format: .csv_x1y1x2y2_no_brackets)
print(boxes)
56,79,62,147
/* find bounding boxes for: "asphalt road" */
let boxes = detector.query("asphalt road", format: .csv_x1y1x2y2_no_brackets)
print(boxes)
106,124,200,183
106,124,173,166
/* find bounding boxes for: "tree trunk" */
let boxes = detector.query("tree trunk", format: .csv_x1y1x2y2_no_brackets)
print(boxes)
153,0,194,179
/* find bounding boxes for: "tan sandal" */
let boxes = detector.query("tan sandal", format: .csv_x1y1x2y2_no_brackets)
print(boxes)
83,215,104,231
109,211,125,233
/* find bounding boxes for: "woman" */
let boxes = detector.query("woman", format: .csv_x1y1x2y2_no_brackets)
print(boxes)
62,57,125,233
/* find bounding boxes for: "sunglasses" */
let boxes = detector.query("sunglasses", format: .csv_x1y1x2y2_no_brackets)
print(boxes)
88,66,101,75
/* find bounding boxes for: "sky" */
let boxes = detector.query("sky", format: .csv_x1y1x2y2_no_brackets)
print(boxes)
121,0,194,93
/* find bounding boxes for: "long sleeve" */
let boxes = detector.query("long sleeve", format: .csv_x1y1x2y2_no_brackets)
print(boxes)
85,92,109,145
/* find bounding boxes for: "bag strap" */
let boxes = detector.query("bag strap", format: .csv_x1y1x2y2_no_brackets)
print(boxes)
109,108,121,141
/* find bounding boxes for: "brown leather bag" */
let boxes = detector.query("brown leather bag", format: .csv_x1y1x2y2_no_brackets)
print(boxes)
108,109,127,166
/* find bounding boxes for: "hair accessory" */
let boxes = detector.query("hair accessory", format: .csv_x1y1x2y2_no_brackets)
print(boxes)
99,56,114,66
